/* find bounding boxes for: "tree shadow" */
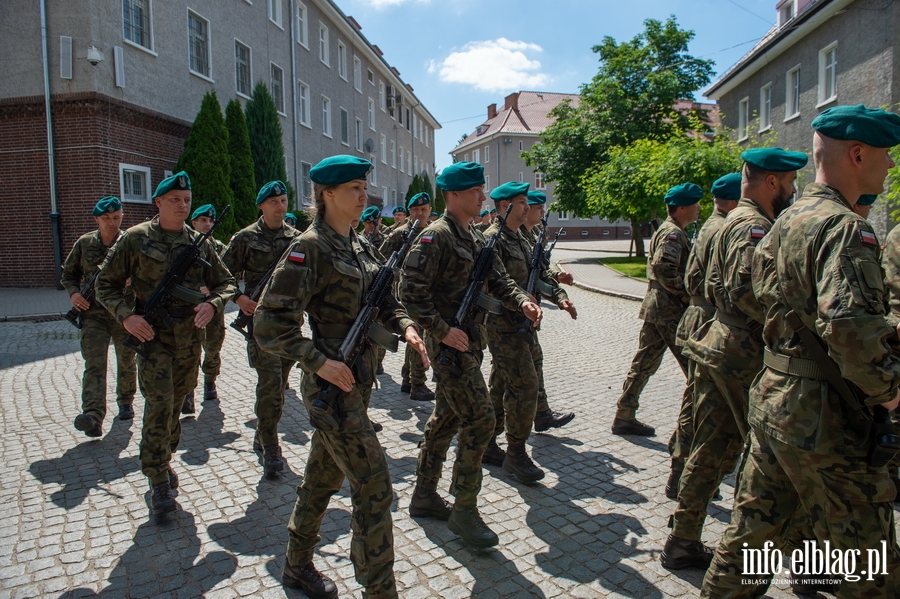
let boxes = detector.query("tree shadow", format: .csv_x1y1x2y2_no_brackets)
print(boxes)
179,399,240,467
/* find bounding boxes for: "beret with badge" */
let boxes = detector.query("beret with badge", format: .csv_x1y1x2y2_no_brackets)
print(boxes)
92,196,122,216
190,203,216,221
490,181,530,203
284,212,298,226
527,190,547,205
392,206,407,215
153,171,191,199
256,180,288,205
408,192,431,209
711,173,742,201
310,155,372,185
664,183,704,207
361,206,381,223
812,104,900,147
436,162,485,191
741,148,808,172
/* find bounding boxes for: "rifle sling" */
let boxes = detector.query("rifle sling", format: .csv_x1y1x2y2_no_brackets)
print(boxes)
476,293,503,315
310,321,399,352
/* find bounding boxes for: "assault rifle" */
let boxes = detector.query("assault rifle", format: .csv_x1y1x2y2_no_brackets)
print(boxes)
230,244,292,340
544,228,562,262
309,220,420,431
65,233,123,329
122,205,231,359
518,217,555,340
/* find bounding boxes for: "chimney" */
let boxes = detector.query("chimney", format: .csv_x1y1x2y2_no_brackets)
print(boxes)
487,103,497,119
503,92,519,111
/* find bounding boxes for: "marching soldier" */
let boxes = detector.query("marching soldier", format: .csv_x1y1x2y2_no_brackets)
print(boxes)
474,209,491,232
284,212,299,228
361,206,385,248
383,205,407,235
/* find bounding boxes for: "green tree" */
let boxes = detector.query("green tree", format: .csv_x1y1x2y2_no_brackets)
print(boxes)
420,173,435,204
245,81,294,205
224,98,257,228
433,186,446,215
176,91,237,239
405,174,423,204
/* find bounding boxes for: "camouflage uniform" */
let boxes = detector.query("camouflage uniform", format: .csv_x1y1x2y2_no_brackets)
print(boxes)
61,230,137,423
95,216,235,484
253,214,414,598
701,183,900,598
200,238,227,384
615,216,691,421
880,225,900,492
222,218,300,446
400,213,530,505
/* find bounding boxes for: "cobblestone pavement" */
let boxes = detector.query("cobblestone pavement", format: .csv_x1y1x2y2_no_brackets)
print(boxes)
1,287,889,598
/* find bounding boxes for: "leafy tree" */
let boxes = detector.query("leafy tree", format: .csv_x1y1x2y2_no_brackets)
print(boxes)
433,186,446,215
245,81,294,205
224,98,257,228
176,91,237,239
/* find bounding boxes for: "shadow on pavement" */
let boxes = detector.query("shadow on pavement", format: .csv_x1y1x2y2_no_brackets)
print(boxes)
179,399,240,467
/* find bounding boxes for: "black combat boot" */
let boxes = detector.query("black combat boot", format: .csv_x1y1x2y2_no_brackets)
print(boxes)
611,417,655,436
203,380,218,401
263,444,285,478
372,421,383,432
409,384,435,402
376,363,385,375
168,466,179,490
533,409,575,432
503,442,545,483
400,378,412,393
282,559,338,598
665,468,682,500
481,437,505,466
150,480,177,516
409,487,452,520
118,404,135,421
448,503,499,547
181,392,195,415
660,534,713,570
74,414,102,438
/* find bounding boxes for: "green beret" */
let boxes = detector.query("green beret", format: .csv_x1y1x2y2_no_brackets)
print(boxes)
92,196,122,216
527,190,547,205
436,162,485,191
153,171,191,199
711,174,742,201
812,104,900,148
430,211,439,217
857,194,878,206
490,181,530,202
361,206,381,222
391,206,406,215
309,155,372,185
256,180,288,205
284,212,298,226
190,203,216,221
489,208,497,214
741,148,808,172
479,209,489,217
664,183,704,207
407,192,431,209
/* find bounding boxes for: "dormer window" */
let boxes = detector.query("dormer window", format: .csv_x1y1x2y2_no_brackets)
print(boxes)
777,0,796,28
476,125,484,135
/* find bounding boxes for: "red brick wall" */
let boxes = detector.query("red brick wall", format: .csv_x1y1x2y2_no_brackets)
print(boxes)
0,93,191,287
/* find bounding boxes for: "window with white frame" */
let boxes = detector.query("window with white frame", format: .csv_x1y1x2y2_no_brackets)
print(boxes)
337,42,347,80
760,84,772,131
383,187,388,203
188,11,210,78
399,146,405,172
484,175,490,191
379,81,386,111
406,151,411,174
414,157,418,175
355,118,363,152
786,65,801,120
472,149,480,164
519,141,523,151
426,126,430,147
484,145,490,163
778,0,796,28
367,98,375,130
120,163,151,203
392,189,398,204
296,2,308,48
322,96,332,137
123,0,152,50
268,0,282,27
818,42,837,105
235,40,251,97
557,211,569,220
391,141,396,168
353,57,362,92
518,172,523,182
298,81,310,127
300,162,312,206
738,97,749,141
380,135,387,163
318,24,329,66
270,63,284,113
369,156,377,185
464,153,468,162
367,69,374,85
535,172,546,190
340,108,349,145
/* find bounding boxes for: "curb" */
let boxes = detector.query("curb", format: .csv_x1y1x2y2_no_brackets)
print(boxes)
0,313,67,323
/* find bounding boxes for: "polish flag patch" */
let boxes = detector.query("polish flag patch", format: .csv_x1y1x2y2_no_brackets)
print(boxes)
288,251,306,263
667,233,678,240
421,235,433,243
860,230,878,246
750,227,766,239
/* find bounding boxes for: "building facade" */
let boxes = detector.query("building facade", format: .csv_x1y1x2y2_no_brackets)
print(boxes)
705,0,899,236
0,0,439,286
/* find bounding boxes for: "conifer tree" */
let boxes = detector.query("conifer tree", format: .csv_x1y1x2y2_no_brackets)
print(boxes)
245,81,294,204
225,98,258,228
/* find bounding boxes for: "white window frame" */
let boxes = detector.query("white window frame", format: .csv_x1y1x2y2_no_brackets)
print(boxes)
484,145,490,163
122,0,155,55
296,2,308,49
119,163,152,204
759,83,772,132
318,23,329,67
484,174,490,191
268,0,283,29
369,156,377,186
322,96,332,138
367,98,376,130
778,0,796,28
785,65,801,121
472,149,480,164
353,56,362,92
234,39,251,98
300,161,312,207
737,96,750,141
518,172,524,182
337,42,347,80
407,151,411,174
557,211,569,221
298,80,311,127
340,107,349,146
535,172,546,190
426,126,430,148
355,118,363,152
391,140,396,168
367,69,374,85
380,135,387,163
399,145,405,173
379,81,386,112
518,141,523,151
270,62,285,115
187,9,212,81
817,42,838,107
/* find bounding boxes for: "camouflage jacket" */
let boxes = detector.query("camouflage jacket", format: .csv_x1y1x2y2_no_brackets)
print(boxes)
521,224,569,296
95,216,236,347
210,238,226,257
61,229,131,316
638,216,690,324
378,219,423,259
399,213,530,347
750,182,900,452
675,208,727,347
882,224,900,319
363,228,385,250
252,214,414,380
222,217,300,298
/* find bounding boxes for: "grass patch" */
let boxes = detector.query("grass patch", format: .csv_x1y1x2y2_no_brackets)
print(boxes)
599,256,648,280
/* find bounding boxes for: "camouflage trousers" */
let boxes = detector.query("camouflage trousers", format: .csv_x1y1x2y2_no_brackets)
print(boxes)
247,335,295,446
289,376,396,598
667,359,698,472
416,336,494,506
137,337,201,484
490,334,551,426
487,331,539,444
701,428,900,599
80,312,136,422
616,317,690,420
200,310,225,381
401,340,427,386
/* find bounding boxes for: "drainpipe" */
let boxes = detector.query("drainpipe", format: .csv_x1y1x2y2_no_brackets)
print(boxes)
288,0,301,208
40,0,63,288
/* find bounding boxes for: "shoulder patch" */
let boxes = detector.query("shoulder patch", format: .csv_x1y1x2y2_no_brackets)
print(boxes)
750,227,766,240
667,233,678,241
421,235,434,243
229,234,237,242
288,251,306,264
860,230,878,246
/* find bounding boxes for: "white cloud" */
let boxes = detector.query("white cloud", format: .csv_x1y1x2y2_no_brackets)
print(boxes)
362,0,429,8
432,38,550,93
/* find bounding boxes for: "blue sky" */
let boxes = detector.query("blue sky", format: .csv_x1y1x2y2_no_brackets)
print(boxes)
336,0,777,170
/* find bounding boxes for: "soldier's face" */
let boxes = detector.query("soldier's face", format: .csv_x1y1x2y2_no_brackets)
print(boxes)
409,204,431,224
507,195,529,224
327,179,369,221
395,212,407,224
861,145,895,194
192,215,214,233
772,172,797,217
526,203,544,227
155,190,192,222
260,195,288,221
451,186,486,219
94,210,124,235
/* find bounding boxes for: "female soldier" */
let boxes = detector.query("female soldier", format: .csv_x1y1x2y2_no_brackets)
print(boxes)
253,155,428,599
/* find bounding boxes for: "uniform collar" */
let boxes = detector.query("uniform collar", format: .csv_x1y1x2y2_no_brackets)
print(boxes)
800,182,854,211
312,213,356,254
444,212,475,243
148,215,194,245
736,197,774,223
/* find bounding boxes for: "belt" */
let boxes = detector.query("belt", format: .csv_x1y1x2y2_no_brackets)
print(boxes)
310,321,399,352
690,295,711,308
763,347,827,380
714,309,751,330
135,300,196,320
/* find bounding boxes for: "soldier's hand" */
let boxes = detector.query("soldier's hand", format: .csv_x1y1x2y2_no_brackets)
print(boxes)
194,302,215,328
559,300,577,320
556,271,574,285
882,390,900,412
200,285,210,296
442,328,469,352
316,359,355,392
123,315,154,342
404,326,431,369
522,301,542,327
236,295,258,316
70,292,90,311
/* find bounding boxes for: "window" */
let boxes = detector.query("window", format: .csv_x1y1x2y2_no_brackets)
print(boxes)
380,135,387,163
355,118,363,152
472,149,480,164
367,98,376,130
464,153,468,162
367,69,374,85
518,172,524,182
353,57,362,91
405,108,411,131
818,43,837,105
123,0,152,50
392,189,398,205
296,2,308,48
399,146,405,172
340,108,349,145
268,0,282,27
778,0,796,27
379,81,386,111
270,63,284,114
519,141,523,151
557,212,570,221
407,151,411,174
318,24,329,66
426,126,429,148
484,145,490,163
322,96,332,137
188,11,210,78
414,157,419,176
298,81,310,127
786,65,801,120
535,172,546,190
737,97,749,141
300,162,312,206
383,187,388,203
369,156,377,185
235,41,251,97
760,84,772,131
119,163,151,203
484,175,490,191
337,42,347,80
391,141,396,168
